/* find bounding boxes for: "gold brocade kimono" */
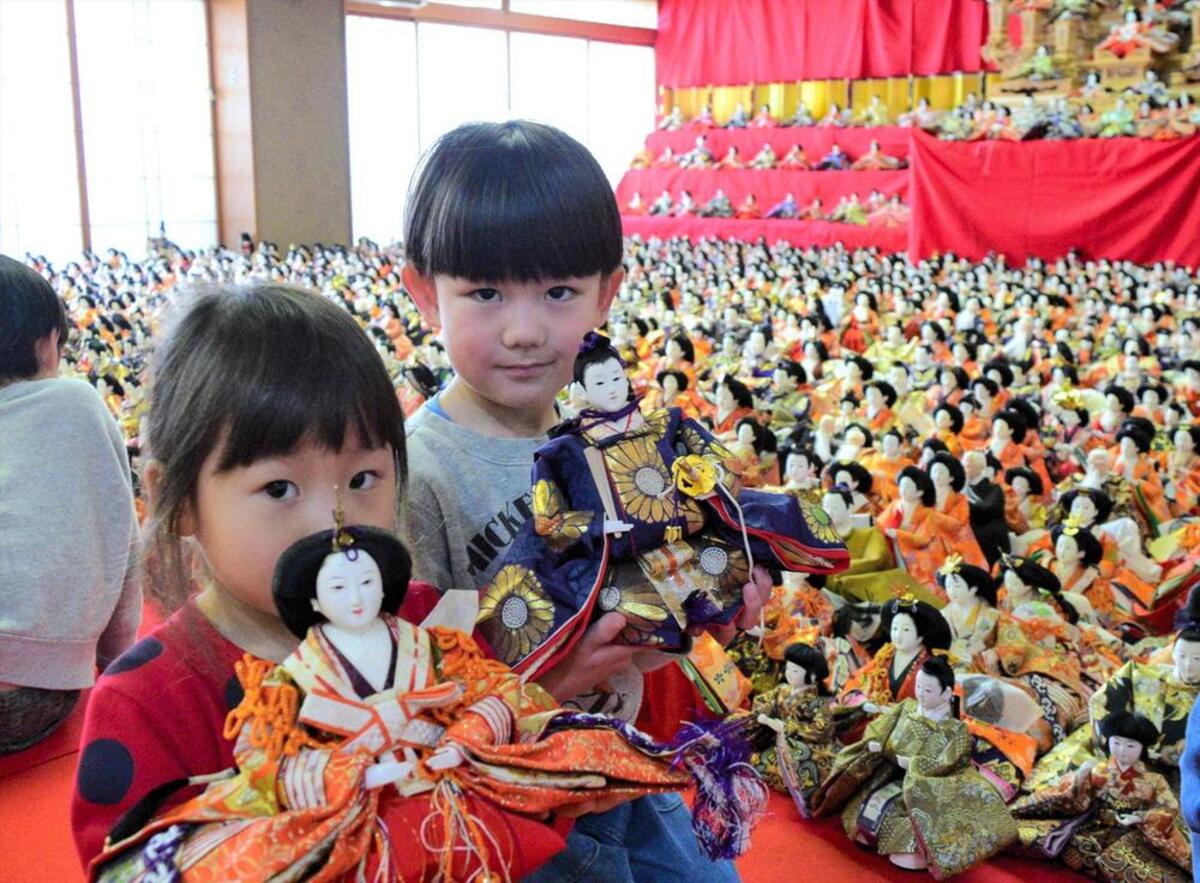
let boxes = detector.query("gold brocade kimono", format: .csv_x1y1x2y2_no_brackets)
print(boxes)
1025,661,1199,794
809,699,1018,879
1010,760,1191,882
748,686,842,809
92,619,699,883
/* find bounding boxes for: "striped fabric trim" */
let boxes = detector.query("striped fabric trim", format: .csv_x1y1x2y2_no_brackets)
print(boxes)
469,696,514,745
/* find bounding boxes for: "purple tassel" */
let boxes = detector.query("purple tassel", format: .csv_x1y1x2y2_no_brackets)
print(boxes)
682,591,723,626
543,712,768,860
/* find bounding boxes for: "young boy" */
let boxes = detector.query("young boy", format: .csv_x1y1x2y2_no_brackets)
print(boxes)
402,121,758,882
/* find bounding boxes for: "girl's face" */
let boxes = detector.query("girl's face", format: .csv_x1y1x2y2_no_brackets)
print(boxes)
581,358,630,411
184,432,398,619
403,270,620,421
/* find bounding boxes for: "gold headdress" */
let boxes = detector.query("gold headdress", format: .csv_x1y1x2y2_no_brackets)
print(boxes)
331,489,354,552
1052,388,1086,411
938,554,964,578
1061,513,1085,537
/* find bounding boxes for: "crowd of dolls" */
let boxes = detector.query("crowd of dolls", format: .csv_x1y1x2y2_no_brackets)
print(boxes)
632,135,909,172
625,187,912,229
655,71,1200,145
23,231,1200,879
599,235,1200,880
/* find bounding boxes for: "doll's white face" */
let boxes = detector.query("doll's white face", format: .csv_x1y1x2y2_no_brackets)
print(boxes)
934,409,951,431
944,572,976,607
940,369,956,390
787,453,813,483
1120,436,1137,458
784,660,813,690
898,476,920,504
914,669,952,715
666,339,683,362
1173,638,1200,685
992,419,1010,441
1011,475,1030,499
1069,495,1098,526
662,374,679,398
582,358,630,412
1003,569,1030,601
882,434,900,457
866,386,883,408
890,612,921,653
716,382,735,411
1088,449,1112,476
1055,533,1080,564
737,423,756,447
930,462,950,488
1060,409,1079,428
1107,735,1144,771
1175,429,1194,453
846,428,866,449
312,550,385,632
822,492,849,525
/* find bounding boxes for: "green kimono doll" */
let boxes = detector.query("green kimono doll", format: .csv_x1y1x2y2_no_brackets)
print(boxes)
809,656,1018,878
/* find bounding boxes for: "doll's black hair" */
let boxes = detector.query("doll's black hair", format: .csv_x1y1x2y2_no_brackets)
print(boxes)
831,460,873,494
1115,419,1153,454
1004,466,1044,498
971,376,1000,399
573,332,625,386
1104,383,1136,415
866,380,897,408
735,417,777,455
881,598,951,653
941,365,968,391
928,451,966,492
992,408,1027,444
273,526,413,639
404,120,621,282
0,255,70,380
1059,487,1114,524
720,375,756,409
898,465,936,505
656,368,690,392
825,485,854,508
845,355,874,381
919,656,960,718
983,360,1014,388
843,422,875,448
783,445,823,475
783,643,831,696
1007,397,1042,432
922,320,947,343
803,339,830,362
832,601,884,648
776,359,807,384
1050,523,1104,568
664,333,696,363
1099,710,1159,752
937,562,997,607
933,402,964,433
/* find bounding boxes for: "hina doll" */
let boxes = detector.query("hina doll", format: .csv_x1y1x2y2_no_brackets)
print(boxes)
735,193,762,220
1096,7,1180,58
92,524,768,881
839,292,880,354
816,144,850,171
863,429,912,504
765,360,810,430
1027,627,1200,794
716,145,743,169
711,375,758,437
931,403,965,456
1163,425,1200,516
867,196,911,228
1010,711,1191,882
729,418,780,488
480,333,850,674
1048,518,1126,631
747,143,777,170
938,558,1002,661
841,597,952,712
750,103,776,128
778,144,810,169
1113,420,1170,532
749,643,845,811
812,656,1018,877
821,487,937,606
1004,466,1047,545
926,453,989,576
856,95,891,127
850,140,907,171
879,467,942,588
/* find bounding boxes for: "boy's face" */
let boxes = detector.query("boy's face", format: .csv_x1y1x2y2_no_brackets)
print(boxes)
404,268,621,419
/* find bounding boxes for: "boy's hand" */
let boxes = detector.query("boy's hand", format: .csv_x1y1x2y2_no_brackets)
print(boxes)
689,565,773,646
535,612,640,703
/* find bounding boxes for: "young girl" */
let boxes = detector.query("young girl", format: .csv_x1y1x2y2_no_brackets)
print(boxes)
69,285,573,878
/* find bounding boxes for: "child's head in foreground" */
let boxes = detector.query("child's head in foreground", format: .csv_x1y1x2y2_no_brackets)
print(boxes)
401,120,624,423
144,284,405,617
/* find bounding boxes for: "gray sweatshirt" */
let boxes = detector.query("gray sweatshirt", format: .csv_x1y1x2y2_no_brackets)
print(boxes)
0,378,141,689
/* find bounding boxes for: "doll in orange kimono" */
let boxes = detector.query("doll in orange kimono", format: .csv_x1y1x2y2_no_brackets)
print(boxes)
1047,518,1126,632
879,466,943,590
839,292,880,354
1113,419,1170,534
90,527,768,882
931,402,966,457
861,380,897,433
863,429,913,505
959,395,990,451
711,375,758,438
926,453,989,576
1163,425,1200,517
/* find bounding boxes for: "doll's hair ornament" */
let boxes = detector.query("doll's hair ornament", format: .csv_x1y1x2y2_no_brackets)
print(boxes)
938,554,964,578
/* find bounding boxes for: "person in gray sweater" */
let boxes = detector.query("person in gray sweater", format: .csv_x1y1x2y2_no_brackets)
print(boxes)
0,255,140,752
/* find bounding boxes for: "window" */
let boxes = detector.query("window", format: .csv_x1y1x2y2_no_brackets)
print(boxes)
416,23,509,153
587,41,655,184
0,1,82,262
510,0,658,28
509,33,589,146
346,16,420,244
74,0,216,253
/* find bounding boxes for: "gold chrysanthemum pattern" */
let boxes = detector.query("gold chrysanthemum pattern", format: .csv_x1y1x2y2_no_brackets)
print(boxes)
800,497,841,544
605,436,676,523
478,565,555,664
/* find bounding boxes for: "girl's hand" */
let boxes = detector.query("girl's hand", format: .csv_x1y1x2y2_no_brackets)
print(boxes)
690,565,773,646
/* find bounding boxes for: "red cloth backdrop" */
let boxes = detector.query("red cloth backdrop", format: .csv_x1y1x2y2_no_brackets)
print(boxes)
644,126,912,159
621,214,909,254
908,131,1200,266
656,0,991,87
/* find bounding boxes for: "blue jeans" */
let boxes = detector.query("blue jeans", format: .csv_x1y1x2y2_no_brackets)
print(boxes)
520,793,742,883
